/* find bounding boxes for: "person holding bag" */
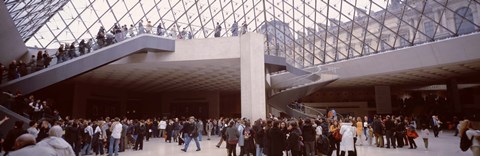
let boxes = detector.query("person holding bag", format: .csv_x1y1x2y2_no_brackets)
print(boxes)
406,126,418,149
226,120,240,156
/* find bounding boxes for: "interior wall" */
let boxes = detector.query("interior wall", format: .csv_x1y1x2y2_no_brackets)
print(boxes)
0,2,28,65
160,91,221,119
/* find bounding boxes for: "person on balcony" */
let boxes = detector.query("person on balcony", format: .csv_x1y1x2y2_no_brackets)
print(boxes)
146,21,153,34
138,20,145,35
214,22,222,37
231,21,238,36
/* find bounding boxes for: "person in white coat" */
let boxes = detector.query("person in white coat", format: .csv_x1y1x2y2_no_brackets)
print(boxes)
339,119,356,156
8,134,57,156
37,125,75,156
159,118,167,141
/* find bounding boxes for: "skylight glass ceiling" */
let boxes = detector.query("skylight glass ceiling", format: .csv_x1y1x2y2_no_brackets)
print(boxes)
4,0,70,42
13,0,480,66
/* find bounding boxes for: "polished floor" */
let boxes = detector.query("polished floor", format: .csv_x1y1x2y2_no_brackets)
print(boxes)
121,131,473,156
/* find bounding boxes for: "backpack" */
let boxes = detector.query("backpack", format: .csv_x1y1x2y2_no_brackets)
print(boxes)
460,131,473,152
191,123,199,137
316,135,330,155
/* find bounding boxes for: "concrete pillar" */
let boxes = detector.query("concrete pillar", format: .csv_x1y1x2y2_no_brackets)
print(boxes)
447,79,461,113
375,86,392,114
120,92,128,117
72,83,88,118
208,92,220,118
0,2,27,65
240,33,266,120
473,87,480,110
160,93,171,116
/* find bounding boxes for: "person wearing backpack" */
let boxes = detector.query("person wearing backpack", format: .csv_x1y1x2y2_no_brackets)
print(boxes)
459,120,480,155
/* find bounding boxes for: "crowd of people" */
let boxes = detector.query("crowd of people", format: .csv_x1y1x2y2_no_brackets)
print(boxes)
0,92,59,123
1,102,478,156
1,91,480,156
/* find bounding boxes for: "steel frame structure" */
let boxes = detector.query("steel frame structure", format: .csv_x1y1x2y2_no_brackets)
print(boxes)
4,0,480,66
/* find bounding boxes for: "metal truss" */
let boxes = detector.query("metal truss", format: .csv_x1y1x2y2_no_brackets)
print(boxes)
4,0,480,66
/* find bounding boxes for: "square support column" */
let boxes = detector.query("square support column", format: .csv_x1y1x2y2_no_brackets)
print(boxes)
72,83,88,118
447,79,461,113
375,86,392,114
240,33,266,120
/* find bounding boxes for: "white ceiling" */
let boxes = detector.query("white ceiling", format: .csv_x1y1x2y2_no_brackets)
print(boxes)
326,60,480,88
72,57,480,93
73,59,241,92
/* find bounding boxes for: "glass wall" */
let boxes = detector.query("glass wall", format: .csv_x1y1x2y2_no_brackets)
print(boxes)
5,0,479,66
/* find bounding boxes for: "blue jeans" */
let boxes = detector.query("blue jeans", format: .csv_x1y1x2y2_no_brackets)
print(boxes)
364,128,368,139
197,131,203,141
256,144,263,156
184,135,201,151
108,137,120,156
82,142,91,155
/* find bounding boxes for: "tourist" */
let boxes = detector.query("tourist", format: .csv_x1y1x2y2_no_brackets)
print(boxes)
302,119,316,156
214,22,222,37
7,134,56,156
109,118,123,155
181,116,201,152
431,115,442,137
355,117,364,146
206,119,214,140
26,121,39,139
339,119,355,156
268,121,286,156
145,21,153,34
420,124,429,150
138,20,145,34
37,125,75,155
241,21,247,35
231,20,238,36
406,125,418,149
225,120,239,156
459,120,480,155
159,117,167,141
287,121,302,156
2,121,27,155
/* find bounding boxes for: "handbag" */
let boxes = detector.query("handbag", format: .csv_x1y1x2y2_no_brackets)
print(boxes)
228,138,239,144
333,129,342,142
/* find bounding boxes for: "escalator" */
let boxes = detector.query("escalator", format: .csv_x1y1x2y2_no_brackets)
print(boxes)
0,34,175,95
0,105,29,139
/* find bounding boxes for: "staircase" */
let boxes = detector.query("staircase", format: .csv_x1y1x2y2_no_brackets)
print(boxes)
0,105,30,139
0,34,175,95
265,55,338,118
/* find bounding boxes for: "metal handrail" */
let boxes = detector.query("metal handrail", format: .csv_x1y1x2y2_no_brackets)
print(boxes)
0,29,197,85
287,103,325,118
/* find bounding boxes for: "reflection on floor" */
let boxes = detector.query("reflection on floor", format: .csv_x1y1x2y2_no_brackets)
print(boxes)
122,131,472,156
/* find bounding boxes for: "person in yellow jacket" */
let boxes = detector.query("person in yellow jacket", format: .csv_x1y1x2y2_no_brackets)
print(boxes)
356,117,364,146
